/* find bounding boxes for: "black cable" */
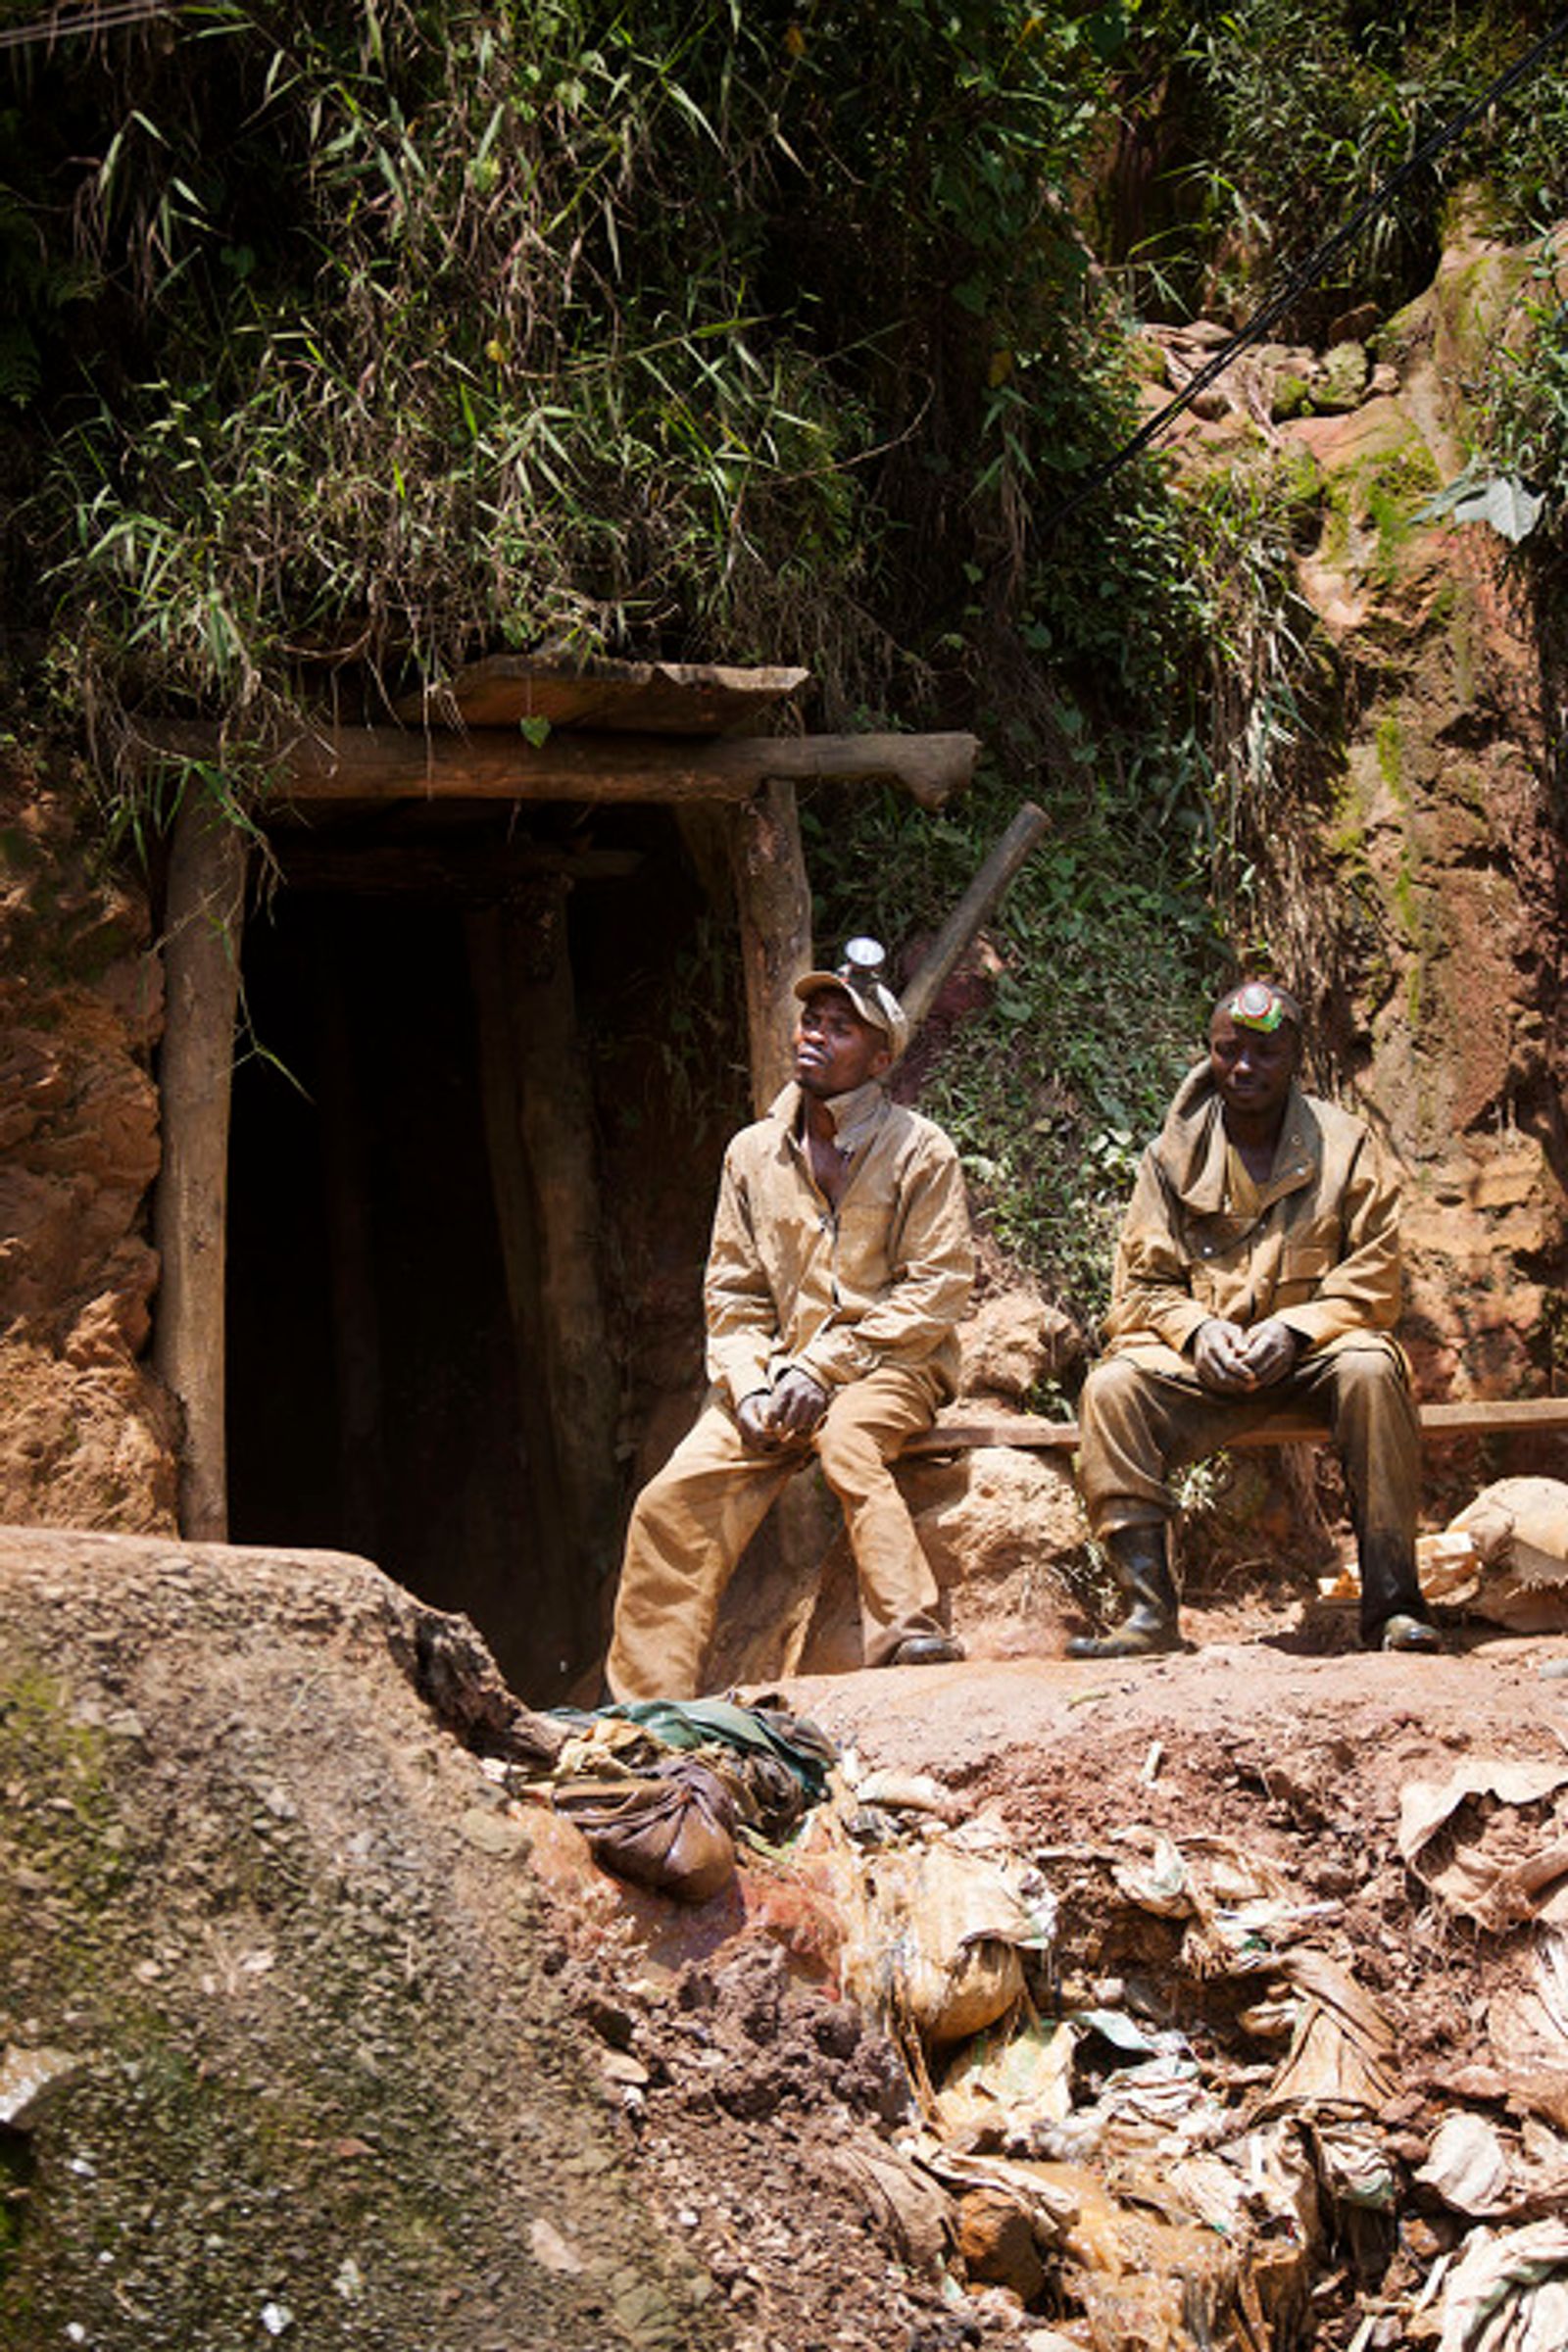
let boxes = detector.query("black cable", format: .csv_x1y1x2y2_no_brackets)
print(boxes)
0,1,173,52
1042,10,1568,535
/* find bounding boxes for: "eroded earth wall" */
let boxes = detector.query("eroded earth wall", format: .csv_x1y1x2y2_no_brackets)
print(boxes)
1296,237,1568,1397
0,754,177,1528
1161,226,1568,1402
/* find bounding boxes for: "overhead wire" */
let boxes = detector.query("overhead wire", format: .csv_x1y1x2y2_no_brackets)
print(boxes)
0,0,174,52
1042,11,1568,534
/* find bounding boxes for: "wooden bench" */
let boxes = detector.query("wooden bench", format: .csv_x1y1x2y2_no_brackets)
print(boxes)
903,1396,1568,1458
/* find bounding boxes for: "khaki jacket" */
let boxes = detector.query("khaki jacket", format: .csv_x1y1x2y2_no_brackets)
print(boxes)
704,1079,973,1409
1101,1062,1403,1373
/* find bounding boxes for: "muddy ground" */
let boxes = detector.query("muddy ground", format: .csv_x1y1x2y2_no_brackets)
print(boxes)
4,1530,1568,2351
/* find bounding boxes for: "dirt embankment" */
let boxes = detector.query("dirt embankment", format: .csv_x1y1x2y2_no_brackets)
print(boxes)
0,760,175,1531
8,1527,1568,2352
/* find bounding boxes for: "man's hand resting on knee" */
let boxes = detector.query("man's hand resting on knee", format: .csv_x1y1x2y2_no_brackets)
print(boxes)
1193,1316,1299,1393
766,1366,829,1440
1242,1317,1299,1385
736,1368,829,1451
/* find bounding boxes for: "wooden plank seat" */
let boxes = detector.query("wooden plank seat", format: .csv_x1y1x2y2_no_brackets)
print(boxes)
902,1396,1568,1458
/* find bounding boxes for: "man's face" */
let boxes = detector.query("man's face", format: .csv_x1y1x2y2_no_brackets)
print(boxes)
794,987,891,1098
1208,1007,1299,1127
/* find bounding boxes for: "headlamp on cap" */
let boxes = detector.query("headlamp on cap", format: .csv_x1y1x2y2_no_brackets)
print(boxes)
841,937,890,985
793,935,909,1059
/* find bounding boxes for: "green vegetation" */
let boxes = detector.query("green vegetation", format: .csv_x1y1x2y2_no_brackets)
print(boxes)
1112,3,1568,322
1475,239,1568,590
4,1,1567,1320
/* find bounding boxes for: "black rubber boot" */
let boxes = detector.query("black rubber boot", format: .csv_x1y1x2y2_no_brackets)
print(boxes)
1356,1533,1438,1651
1067,1524,1182,1659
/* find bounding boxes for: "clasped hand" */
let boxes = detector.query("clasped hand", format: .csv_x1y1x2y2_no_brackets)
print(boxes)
1192,1315,1299,1393
736,1367,829,1451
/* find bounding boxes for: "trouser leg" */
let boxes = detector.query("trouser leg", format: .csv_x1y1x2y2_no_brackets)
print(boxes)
812,1365,946,1665
1078,1356,1266,1539
606,1401,793,1701
1293,1342,1424,1642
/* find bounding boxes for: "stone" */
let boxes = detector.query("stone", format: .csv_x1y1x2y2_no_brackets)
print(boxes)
0,2043,84,2130
956,2186,1046,2300
905,1446,1087,1656
1314,340,1371,410
460,1807,530,1859
958,1290,1077,1400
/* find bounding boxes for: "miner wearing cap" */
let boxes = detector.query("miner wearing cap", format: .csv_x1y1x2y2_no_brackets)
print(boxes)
1070,980,1440,1659
605,943,974,1701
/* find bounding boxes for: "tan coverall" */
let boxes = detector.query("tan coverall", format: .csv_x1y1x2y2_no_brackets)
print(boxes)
607,1078,973,1700
1078,1063,1424,1641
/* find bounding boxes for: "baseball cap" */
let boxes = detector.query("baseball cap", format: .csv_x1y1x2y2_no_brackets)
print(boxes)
794,936,909,1060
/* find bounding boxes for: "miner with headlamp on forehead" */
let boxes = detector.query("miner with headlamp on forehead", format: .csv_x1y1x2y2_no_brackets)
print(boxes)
1070,980,1440,1659
606,939,974,1700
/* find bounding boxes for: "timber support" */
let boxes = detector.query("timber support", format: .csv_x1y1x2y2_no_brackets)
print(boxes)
152,797,248,1540
731,776,814,1116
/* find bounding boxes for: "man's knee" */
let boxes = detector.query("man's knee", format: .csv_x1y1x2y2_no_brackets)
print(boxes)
1080,1356,1151,1430
1326,1344,1403,1398
1323,1343,1414,1429
815,1418,886,1494
623,1443,729,1557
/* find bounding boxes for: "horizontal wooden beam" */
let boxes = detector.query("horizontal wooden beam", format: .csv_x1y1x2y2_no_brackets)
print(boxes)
273,844,643,897
903,1395,1568,1458
394,655,811,736
141,721,980,812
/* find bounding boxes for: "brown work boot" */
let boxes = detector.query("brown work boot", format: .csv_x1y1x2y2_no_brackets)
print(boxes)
1067,1524,1182,1659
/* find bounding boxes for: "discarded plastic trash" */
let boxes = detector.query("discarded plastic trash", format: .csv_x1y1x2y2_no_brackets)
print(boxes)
1397,1761,1568,1931
1417,2110,1516,2217
1395,1478,1568,1633
1437,2216,1568,2352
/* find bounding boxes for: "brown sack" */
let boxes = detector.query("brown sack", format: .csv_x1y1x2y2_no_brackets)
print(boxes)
554,1759,739,1904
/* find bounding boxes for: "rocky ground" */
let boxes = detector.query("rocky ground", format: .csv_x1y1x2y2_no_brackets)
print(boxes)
6,1527,1568,2351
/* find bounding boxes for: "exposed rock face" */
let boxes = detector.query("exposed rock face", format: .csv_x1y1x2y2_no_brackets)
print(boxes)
0,759,177,1527
1151,228,1568,1408
0,1526,712,2350
1280,232,1568,1403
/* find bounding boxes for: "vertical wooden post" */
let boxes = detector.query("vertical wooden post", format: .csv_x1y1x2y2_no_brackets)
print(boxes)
466,906,574,1620
503,884,624,1613
152,797,248,1541
730,776,812,1115
313,914,384,1561
468,889,622,1661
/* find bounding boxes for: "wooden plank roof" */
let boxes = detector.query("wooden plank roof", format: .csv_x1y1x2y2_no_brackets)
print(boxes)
393,655,810,736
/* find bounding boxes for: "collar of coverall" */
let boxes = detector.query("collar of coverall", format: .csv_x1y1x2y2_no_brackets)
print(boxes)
1157,1062,1318,1213
770,1077,889,1152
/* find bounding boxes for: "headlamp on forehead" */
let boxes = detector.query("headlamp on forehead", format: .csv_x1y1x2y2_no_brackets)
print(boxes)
1226,981,1295,1033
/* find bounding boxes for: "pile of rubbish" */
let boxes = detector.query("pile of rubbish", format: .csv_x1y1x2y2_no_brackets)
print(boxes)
498,1689,1568,2351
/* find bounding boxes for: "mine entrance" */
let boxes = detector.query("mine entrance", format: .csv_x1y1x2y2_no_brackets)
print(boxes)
152,656,974,1684
224,806,693,1701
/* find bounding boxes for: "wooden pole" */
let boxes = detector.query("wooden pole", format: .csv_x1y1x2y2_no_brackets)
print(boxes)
141,719,981,812
730,777,813,1116
900,801,1049,1039
466,906,576,1632
900,1395,1568,1456
152,798,248,1540
312,914,384,1560
469,888,623,1657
